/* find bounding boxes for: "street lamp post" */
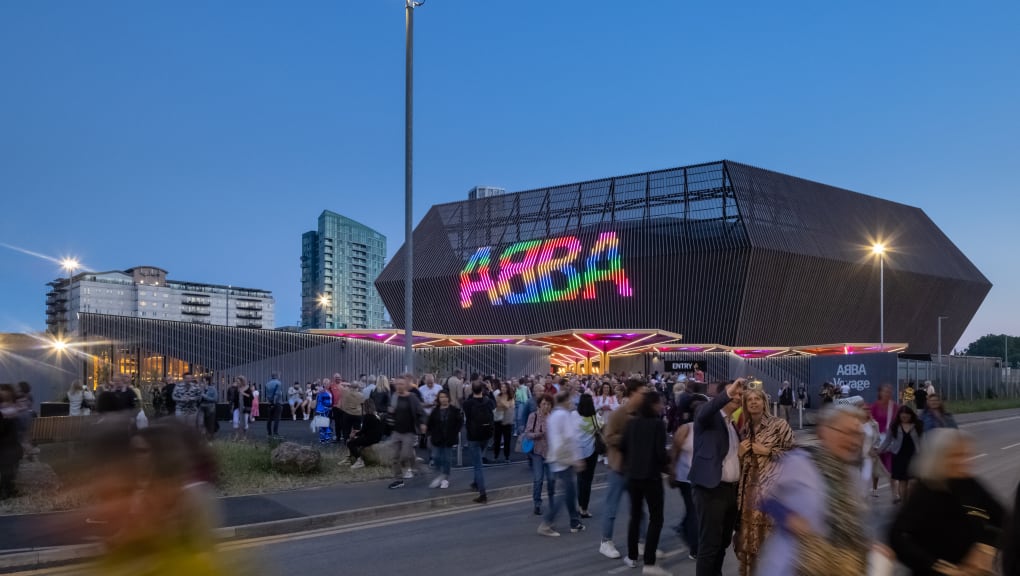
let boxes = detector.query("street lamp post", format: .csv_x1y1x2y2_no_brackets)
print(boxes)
60,258,80,336
403,0,424,374
871,244,885,352
938,315,949,391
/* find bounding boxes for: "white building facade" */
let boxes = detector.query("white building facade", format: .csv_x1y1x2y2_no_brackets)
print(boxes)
46,266,275,335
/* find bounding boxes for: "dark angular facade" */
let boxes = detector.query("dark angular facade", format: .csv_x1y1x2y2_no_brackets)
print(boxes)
376,161,990,353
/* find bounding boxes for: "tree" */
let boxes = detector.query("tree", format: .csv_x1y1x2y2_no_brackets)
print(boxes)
963,334,1019,367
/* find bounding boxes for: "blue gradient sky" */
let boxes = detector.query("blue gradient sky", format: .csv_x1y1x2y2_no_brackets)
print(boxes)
1,1,1017,350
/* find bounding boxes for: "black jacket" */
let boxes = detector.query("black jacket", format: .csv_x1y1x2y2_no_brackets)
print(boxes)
427,406,464,448
461,396,495,442
690,388,737,489
620,415,668,480
890,478,1004,575
356,414,384,445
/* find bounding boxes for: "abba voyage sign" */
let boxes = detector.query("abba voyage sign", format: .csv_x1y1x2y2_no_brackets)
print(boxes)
458,231,634,309
809,353,898,403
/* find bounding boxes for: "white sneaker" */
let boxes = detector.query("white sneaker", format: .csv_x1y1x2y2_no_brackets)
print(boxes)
622,557,638,568
429,477,442,488
403,468,414,479
642,566,672,576
350,458,365,469
439,479,449,489
638,544,664,559
600,540,622,559
537,523,560,537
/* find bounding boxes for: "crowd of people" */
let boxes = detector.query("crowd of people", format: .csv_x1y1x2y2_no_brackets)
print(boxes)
10,366,1020,575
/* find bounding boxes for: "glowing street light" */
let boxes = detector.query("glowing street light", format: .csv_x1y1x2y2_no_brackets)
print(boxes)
871,243,886,351
60,257,80,275
51,338,67,352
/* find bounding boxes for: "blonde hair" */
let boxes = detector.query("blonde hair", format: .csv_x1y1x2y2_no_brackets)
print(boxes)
914,428,972,487
742,387,771,417
376,375,391,393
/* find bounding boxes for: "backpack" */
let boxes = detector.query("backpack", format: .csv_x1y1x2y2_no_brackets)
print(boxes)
467,398,494,440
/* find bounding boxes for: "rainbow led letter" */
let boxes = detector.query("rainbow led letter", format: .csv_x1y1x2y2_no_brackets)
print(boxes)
459,247,502,307
459,231,634,309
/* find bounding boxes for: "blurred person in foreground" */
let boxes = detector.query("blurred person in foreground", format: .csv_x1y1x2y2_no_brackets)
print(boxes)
921,393,958,431
756,404,891,575
80,419,260,575
889,428,1003,576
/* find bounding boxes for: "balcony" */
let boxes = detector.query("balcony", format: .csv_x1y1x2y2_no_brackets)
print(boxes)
182,308,212,316
235,302,263,311
182,298,211,306
236,312,262,320
238,321,263,329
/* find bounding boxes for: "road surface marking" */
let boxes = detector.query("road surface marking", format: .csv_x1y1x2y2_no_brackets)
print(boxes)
1002,442,1020,450
961,416,1020,428
967,453,988,461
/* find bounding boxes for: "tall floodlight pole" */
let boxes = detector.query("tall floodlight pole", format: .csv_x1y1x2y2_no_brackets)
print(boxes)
871,244,886,351
938,315,948,388
404,0,423,374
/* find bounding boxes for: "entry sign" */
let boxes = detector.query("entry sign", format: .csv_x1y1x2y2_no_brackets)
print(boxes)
664,360,706,373
809,353,897,404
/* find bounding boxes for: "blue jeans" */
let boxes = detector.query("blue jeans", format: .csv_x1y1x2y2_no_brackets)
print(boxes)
544,467,580,528
514,402,527,435
432,446,452,477
602,469,647,540
468,440,486,495
530,452,555,506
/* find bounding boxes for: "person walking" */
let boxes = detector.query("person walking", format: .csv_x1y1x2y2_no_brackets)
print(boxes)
777,381,793,424
537,390,585,537
669,394,706,561
576,393,603,519
879,405,923,504
619,391,671,575
890,428,1004,576
462,381,495,503
387,376,425,489
492,381,515,463
340,382,365,443
756,405,882,575
200,377,218,440
525,394,554,515
871,383,899,497
313,383,333,444
68,380,89,417
172,372,203,428
426,391,462,488
600,379,646,561
734,388,794,576
514,378,531,436
690,378,745,576
921,393,958,430
227,377,246,441
0,385,23,500
263,373,283,438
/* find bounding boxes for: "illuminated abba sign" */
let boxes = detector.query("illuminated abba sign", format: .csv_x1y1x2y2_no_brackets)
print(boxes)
459,231,634,308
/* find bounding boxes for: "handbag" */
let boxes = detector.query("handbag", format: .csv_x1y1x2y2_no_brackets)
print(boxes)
592,416,607,456
312,415,330,428
519,413,536,454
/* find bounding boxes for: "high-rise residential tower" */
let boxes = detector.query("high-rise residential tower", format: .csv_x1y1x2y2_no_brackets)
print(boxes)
301,211,387,329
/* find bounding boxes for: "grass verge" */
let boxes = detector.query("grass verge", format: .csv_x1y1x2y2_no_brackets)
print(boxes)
0,440,391,515
213,440,391,496
950,397,1020,415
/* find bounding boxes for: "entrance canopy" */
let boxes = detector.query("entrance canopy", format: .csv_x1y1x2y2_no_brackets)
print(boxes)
309,328,906,373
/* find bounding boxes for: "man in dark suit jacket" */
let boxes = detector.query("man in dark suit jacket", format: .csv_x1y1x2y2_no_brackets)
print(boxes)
690,378,745,576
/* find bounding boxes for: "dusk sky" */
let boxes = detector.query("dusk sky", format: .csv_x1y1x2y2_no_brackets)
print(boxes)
1,1,1017,351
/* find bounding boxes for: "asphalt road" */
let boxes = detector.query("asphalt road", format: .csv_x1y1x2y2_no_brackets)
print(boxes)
221,413,1020,576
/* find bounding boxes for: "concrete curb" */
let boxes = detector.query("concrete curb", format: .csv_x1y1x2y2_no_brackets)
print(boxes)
216,472,608,540
0,544,100,572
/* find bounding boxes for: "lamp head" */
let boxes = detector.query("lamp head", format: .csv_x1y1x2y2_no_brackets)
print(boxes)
871,243,885,256
61,258,80,273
